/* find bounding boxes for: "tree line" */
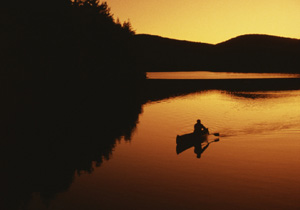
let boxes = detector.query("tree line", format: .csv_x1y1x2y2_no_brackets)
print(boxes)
1,0,145,92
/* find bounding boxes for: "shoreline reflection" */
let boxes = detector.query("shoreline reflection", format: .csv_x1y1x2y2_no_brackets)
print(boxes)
176,132,220,158
2,76,300,210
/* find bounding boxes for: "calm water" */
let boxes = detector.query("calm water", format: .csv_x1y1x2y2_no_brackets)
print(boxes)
27,88,300,209
147,71,300,79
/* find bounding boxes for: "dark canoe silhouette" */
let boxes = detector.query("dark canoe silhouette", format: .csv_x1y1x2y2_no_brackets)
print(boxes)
176,131,209,144
176,131,220,155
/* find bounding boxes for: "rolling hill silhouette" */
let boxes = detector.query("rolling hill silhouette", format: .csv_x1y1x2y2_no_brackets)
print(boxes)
132,34,300,73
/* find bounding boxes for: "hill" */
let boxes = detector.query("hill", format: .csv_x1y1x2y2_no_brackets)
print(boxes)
132,34,214,72
132,34,300,73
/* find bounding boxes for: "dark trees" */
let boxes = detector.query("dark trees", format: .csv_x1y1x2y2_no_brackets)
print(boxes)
1,0,144,90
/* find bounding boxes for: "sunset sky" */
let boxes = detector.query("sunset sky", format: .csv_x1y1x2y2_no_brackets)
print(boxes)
106,0,300,44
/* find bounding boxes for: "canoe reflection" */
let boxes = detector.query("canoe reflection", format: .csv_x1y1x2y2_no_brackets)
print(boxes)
176,133,219,158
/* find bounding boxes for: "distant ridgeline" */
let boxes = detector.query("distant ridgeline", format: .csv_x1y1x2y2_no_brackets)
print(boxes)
132,34,300,73
2,0,299,87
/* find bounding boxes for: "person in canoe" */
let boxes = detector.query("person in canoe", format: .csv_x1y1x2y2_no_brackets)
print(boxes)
194,119,209,135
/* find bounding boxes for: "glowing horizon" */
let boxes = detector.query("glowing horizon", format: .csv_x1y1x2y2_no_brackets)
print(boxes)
106,0,300,44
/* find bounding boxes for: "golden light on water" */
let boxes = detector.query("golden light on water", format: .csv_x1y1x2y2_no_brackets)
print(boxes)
64,90,300,209
147,71,300,79
106,0,300,43
141,90,300,137
25,89,300,209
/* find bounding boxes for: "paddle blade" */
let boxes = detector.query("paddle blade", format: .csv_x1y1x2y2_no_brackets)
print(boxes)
213,133,220,136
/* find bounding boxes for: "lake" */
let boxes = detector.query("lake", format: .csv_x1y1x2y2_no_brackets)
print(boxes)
147,71,300,79
5,72,300,210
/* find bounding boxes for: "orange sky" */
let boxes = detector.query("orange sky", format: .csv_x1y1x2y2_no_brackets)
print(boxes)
106,0,300,44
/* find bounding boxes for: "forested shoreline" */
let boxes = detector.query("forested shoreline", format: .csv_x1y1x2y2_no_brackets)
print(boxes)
1,0,145,92
1,2,145,209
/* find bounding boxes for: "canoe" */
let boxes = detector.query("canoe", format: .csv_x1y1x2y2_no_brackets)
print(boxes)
176,131,208,144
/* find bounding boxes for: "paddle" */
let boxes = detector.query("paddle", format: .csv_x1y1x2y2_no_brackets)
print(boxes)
204,138,220,145
211,138,220,143
211,133,220,136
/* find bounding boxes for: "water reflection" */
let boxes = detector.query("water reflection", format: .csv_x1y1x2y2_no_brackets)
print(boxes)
194,139,219,159
144,78,300,103
228,91,294,99
176,138,219,158
1,82,143,210
2,76,300,210
176,130,219,158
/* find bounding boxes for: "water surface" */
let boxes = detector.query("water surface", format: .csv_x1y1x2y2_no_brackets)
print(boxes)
147,71,300,79
26,89,300,210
